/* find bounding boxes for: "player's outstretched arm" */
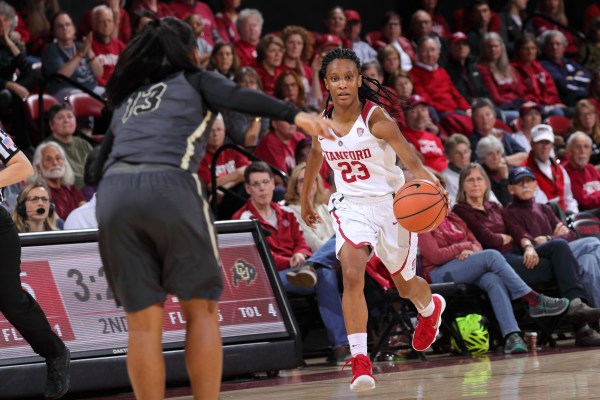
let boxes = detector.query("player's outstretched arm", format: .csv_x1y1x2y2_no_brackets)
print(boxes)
300,137,325,229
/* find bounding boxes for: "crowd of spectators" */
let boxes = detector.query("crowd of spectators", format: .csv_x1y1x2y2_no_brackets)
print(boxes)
3,0,600,356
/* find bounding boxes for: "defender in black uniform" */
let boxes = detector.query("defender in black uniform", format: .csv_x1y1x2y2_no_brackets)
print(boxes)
96,18,337,400
0,130,70,400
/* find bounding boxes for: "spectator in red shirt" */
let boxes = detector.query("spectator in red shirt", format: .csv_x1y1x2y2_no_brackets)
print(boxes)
170,0,219,46
368,11,415,71
130,0,174,19
478,32,524,124
197,114,249,219
322,6,351,49
564,132,600,210
571,99,600,168
90,5,125,87
280,25,318,104
79,0,131,44
254,118,306,178
402,95,448,172
253,34,284,97
215,0,240,43
512,32,566,117
234,8,263,67
274,70,308,108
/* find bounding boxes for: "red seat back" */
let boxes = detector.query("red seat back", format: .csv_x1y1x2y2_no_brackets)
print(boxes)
66,93,105,118
544,115,572,137
24,94,58,121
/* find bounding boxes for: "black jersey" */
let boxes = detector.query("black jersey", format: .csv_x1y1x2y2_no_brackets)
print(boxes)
104,70,298,174
0,130,19,203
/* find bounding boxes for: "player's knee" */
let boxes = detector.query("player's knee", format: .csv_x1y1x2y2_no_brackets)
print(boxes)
342,264,365,290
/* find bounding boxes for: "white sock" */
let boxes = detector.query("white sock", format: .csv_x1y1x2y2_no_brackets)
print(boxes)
348,333,368,357
418,298,435,318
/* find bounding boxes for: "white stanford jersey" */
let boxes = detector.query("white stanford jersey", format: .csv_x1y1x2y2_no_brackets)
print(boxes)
319,101,405,197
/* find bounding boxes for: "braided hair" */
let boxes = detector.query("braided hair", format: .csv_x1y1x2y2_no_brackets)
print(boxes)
318,48,402,119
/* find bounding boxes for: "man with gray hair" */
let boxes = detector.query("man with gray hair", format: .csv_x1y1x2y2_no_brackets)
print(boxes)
540,30,591,106
32,142,86,219
564,131,600,211
90,4,125,86
235,9,263,67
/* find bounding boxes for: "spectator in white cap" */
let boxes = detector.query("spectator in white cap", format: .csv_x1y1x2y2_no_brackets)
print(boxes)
525,124,579,214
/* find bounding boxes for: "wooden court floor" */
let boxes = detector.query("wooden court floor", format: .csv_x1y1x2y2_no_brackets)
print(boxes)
81,345,600,400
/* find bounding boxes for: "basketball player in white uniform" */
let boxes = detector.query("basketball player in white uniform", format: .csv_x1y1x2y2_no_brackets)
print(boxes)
301,48,447,392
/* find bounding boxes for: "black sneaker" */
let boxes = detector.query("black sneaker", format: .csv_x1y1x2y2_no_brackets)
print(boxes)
503,333,528,355
327,344,352,366
45,347,70,400
565,298,600,324
575,325,600,347
529,295,570,318
286,265,317,289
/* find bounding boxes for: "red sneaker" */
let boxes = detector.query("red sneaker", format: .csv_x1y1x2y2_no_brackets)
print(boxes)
412,294,446,351
342,354,377,392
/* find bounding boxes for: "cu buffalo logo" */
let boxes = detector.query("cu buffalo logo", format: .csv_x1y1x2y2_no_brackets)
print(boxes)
232,259,257,287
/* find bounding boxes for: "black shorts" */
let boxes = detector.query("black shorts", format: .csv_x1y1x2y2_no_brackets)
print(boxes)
96,163,223,313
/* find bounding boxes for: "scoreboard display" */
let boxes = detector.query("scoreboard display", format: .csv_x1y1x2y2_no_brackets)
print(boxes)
0,221,301,398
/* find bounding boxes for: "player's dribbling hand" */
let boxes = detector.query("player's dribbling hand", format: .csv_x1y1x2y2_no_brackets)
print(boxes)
294,112,339,141
301,203,321,229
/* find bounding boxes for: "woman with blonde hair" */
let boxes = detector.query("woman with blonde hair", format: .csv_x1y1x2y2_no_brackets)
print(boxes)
571,99,600,166
478,32,524,124
12,182,59,232
285,162,332,252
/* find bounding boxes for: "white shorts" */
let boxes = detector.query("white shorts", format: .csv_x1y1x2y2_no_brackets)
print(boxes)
328,192,417,281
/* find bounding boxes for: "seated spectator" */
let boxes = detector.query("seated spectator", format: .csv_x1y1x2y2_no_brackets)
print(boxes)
408,10,447,67
570,99,600,167
234,8,263,67
63,192,97,230
512,33,566,118
233,161,350,364
584,1,600,34
90,5,125,87
0,2,34,151
280,25,318,104
410,36,473,135
41,11,103,100
588,68,600,116
402,95,447,172
21,0,59,57
512,101,543,153
131,8,154,37
444,31,490,105
79,0,131,44
377,45,401,86
344,10,377,64
130,0,174,19
322,6,350,49
421,207,569,354
12,182,59,232
369,11,415,71
80,147,99,201
254,117,306,176
508,166,600,307
285,162,334,252
564,132,600,209
221,66,269,147
540,30,591,107
418,0,450,39
470,97,528,166
197,114,249,219
499,0,533,56
533,0,578,55
170,0,219,46
215,0,240,44
253,34,284,97
477,135,511,206
32,142,85,219
442,133,472,205
274,71,308,108
185,13,212,69
478,32,523,124
43,103,93,189
580,17,600,72
526,124,579,214
453,163,600,346
206,42,239,80
466,0,508,60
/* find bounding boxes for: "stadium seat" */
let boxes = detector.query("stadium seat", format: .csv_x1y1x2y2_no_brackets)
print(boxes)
543,115,571,137
66,93,104,119
24,93,59,145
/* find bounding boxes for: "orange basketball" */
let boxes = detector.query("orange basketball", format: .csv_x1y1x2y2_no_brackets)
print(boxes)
393,179,449,233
